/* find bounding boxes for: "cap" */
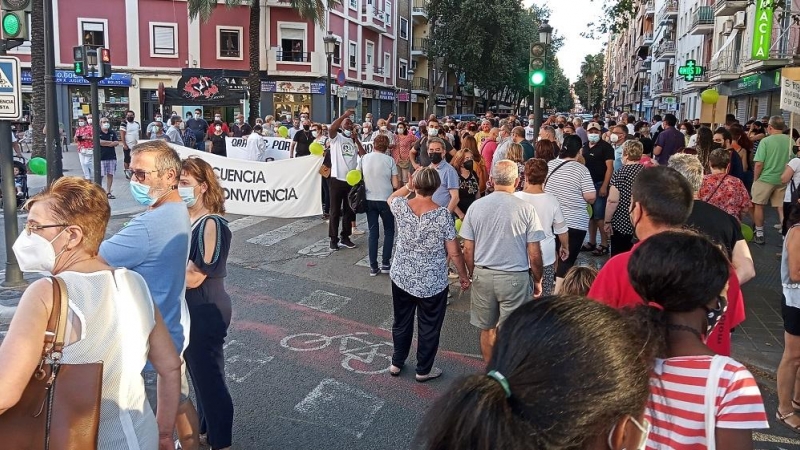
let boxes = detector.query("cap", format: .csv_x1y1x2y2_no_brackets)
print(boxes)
587,122,602,131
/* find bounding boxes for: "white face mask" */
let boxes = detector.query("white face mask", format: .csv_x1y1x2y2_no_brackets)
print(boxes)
87,118,93,125
607,416,649,450
588,133,601,143
428,128,439,137
195,113,201,119
312,131,318,138
610,134,619,144
178,186,197,207
13,228,67,273
380,126,387,131
78,121,86,127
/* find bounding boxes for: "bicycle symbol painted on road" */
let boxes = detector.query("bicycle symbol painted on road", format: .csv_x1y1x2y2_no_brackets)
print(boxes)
280,332,393,374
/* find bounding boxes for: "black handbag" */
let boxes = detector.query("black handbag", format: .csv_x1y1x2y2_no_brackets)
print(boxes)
348,180,367,214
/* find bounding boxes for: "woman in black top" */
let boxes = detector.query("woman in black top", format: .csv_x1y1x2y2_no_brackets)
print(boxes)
634,121,654,156
452,149,480,220
209,121,227,156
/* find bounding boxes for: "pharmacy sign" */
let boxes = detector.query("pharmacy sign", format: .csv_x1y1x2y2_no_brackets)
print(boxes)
751,0,773,60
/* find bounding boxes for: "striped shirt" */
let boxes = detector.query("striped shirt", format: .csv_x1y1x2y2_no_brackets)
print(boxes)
646,355,769,450
543,158,595,230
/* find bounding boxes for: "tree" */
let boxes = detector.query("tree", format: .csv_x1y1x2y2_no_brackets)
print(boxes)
574,53,604,114
188,0,338,125
583,0,636,39
30,1,45,158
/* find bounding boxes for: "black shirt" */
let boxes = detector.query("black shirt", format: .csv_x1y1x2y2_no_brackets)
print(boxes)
292,129,314,157
638,136,654,155
685,200,743,257
210,133,227,156
582,140,615,183
232,123,252,137
98,130,118,160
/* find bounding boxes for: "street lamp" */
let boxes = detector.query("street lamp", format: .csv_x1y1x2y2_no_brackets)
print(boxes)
533,19,553,139
407,68,415,120
620,82,628,112
637,64,649,121
323,32,338,124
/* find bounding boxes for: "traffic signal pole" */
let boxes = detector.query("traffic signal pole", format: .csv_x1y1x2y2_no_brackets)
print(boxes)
90,79,101,185
0,42,24,287
533,86,542,143
44,0,62,183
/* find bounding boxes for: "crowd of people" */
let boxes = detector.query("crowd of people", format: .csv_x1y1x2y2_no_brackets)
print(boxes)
5,105,800,448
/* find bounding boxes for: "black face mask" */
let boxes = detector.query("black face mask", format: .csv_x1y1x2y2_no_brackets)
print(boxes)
463,160,474,171
705,296,728,334
126,116,134,122
430,153,443,164
303,125,310,130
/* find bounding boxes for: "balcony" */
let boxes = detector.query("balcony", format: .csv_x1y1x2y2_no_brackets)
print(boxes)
714,0,747,16
653,40,676,62
685,73,711,90
656,0,678,24
412,0,428,23
276,50,311,63
651,78,674,96
361,5,387,33
411,77,429,94
707,47,740,82
690,6,714,35
638,31,654,49
741,26,800,72
644,0,655,17
411,38,429,57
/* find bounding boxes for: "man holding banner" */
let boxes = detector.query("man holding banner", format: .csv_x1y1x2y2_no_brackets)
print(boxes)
327,110,365,251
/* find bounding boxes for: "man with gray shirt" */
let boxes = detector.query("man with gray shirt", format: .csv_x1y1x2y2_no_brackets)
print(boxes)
461,159,546,362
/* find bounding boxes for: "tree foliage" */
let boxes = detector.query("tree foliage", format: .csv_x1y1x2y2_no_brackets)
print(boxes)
573,53,605,114
583,0,636,40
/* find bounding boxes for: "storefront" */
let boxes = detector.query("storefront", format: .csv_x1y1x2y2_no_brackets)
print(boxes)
260,80,324,123
159,69,249,127
717,70,782,124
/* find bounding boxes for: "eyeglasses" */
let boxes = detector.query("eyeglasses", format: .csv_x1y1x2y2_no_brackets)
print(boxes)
24,223,68,236
124,169,159,182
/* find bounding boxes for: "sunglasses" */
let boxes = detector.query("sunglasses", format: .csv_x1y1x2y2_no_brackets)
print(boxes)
124,169,159,182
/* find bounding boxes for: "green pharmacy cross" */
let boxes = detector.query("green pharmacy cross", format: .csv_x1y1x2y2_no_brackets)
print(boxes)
678,60,704,82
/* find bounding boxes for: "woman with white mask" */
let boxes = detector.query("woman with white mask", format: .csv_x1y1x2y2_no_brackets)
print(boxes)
0,177,181,449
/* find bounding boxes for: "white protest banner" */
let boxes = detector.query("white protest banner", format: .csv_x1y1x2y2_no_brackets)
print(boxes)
360,140,374,153
170,143,323,218
781,78,800,114
225,136,293,161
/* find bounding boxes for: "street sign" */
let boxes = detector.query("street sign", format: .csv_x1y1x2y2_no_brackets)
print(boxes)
780,78,800,114
0,56,21,120
336,68,346,87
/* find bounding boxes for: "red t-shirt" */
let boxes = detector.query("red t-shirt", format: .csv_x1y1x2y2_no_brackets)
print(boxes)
587,242,745,356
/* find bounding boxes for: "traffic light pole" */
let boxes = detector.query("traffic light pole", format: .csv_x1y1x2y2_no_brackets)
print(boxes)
44,0,62,183
0,42,24,287
533,86,542,142
90,79,101,185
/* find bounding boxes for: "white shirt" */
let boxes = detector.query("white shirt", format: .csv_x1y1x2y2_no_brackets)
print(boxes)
785,158,800,202
626,123,635,135
245,132,267,161
330,132,359,180
513,192,568,266
525,125,536,142
121,120,141,148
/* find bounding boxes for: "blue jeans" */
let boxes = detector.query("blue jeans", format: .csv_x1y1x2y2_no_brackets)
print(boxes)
366,200,395,268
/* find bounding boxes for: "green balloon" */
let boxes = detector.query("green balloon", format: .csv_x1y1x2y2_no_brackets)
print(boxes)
309,141,324,156
346,169,362,186
278,126,289,138
28,157,46,175
741,223,754,242
586,204,593,217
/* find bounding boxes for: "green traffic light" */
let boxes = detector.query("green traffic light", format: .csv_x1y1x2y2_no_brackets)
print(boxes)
2,13,20,37
74,61,84,75
530,70,545,86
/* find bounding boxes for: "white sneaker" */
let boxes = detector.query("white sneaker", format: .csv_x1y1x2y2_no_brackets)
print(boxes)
774,223,783,230
352,227,365,235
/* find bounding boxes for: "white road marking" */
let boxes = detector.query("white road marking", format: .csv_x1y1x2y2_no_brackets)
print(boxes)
378,317,393,331
246,218,323,246
223,339,274,383
294,378,385,439
227,216,270,233
298,238,338,257
298,290,350,314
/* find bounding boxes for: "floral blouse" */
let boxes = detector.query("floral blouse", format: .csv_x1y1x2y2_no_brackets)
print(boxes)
698,173,752,221
389,197,456,298
393,133,417,166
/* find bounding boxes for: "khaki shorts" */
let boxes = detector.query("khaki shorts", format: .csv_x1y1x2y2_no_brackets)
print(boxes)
751,179,786,207
469,266,531,330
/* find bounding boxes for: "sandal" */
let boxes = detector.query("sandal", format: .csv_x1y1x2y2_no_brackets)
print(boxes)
592,245,609,256
416,367,443,382
580,242,596,252
107,193,115,199
792,399,800,412
777,410,800,434
389,365,402,376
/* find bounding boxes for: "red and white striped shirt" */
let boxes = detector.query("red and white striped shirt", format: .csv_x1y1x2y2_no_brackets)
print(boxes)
645,355,769,449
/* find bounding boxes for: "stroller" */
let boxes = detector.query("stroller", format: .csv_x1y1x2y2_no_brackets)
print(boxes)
0,156,29,208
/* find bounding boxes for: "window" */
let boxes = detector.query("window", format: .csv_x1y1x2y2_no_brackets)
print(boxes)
399,59,408,80
366,41,374,66
217,26,243,59
400,18,408,40
150,23,178,57
279,25,306,62
384,0,392,25
349,42,357,69
349,0,357,9
333,42,342,65
383,53,391,77
79,19,107,46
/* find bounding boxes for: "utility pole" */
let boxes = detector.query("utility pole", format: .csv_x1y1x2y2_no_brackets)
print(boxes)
72,45,111,185
43,0,62,183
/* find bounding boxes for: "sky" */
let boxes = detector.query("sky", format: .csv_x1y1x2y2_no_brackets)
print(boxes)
526,0,608,83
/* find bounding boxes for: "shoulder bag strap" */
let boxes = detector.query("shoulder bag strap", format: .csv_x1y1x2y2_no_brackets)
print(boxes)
704,355,726,450
50,277,69,356
702,175,727,203
544,161,570,187
40,277,62,359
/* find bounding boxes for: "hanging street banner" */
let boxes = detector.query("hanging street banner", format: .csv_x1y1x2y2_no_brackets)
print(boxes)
751,0,774,60
170,143,323,218
780,78,800,115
